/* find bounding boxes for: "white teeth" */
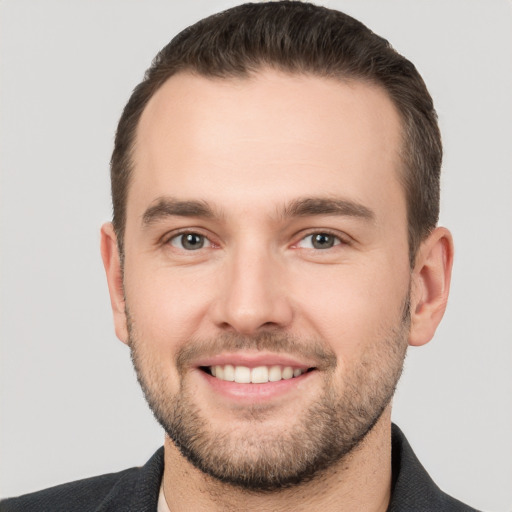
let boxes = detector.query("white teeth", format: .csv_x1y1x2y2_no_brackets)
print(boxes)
251,366,269,383
268,365,282,382
223,364,235,381
209,365,306,383
234,365,251,383
282,366,294,380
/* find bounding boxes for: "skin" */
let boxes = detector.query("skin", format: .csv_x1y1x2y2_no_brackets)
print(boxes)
101,70,453,511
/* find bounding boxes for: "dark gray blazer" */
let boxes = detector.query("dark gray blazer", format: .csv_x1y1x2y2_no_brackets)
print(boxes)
0,425,479,511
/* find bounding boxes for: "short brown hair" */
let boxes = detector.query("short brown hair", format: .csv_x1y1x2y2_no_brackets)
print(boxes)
111,1,442,265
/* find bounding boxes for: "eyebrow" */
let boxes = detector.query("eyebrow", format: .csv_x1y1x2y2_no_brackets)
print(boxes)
141,195,374,228
142,197,218,227
281,197,375,221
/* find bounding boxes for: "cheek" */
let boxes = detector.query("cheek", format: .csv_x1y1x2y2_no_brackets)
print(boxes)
289,259,409,355
124,271,206,393
123,261,214,350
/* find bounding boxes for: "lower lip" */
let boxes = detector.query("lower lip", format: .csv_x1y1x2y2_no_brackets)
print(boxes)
198,369,315,403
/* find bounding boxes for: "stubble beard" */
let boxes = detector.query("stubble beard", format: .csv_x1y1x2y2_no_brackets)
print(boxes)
127,299,410,492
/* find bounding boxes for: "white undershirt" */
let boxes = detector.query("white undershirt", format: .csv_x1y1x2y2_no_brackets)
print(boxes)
157,484,171,512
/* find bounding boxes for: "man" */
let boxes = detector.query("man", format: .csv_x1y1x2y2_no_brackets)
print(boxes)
1,2,480,511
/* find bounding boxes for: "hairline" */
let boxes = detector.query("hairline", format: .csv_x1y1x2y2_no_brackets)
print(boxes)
118,67,416,264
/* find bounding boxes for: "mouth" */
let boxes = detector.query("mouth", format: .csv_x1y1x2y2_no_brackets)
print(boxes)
200,364,316,384
192,352,320,402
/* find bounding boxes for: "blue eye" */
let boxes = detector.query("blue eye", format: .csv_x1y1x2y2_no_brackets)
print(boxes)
298,233,341,250
169,233,211,250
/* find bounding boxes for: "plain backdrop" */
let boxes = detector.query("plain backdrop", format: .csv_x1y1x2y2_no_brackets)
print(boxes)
1,1,511,510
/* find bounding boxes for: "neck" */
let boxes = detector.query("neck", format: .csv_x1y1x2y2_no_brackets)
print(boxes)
161,408,393,512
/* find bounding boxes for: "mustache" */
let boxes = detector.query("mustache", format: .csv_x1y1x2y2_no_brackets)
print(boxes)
175,332,338,373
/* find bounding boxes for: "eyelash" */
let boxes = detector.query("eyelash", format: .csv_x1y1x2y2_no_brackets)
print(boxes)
293,230,349,250
163,229,349,252
164,230,215,251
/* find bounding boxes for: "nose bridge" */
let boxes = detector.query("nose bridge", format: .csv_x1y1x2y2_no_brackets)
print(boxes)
214,237,292,334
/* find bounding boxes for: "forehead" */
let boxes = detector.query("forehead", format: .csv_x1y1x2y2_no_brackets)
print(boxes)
130,70,404,220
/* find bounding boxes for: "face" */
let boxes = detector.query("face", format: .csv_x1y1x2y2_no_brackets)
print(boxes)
120,70,412,489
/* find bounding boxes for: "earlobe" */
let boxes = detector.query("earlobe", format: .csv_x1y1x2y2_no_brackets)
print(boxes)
100,223,129,344
408,227,454,347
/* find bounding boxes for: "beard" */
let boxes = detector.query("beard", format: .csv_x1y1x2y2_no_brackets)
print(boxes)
127,296,410,492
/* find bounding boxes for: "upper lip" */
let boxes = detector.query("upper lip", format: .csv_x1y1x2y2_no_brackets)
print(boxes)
194,351,316,370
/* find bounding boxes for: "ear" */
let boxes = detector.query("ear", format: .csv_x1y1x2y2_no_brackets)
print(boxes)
100,222,129,344
408,227,454,347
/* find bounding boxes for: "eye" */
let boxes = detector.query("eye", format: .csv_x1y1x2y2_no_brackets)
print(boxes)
297,232,342,250
168,232,211,250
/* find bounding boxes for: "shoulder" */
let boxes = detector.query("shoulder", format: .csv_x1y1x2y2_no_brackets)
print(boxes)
0,468,137,512
0,448,164,512
389,424,480,512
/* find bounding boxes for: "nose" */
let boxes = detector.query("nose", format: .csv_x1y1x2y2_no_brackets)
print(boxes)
211,245,294,335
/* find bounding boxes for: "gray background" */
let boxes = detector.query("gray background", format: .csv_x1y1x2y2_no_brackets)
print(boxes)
1,1,511,510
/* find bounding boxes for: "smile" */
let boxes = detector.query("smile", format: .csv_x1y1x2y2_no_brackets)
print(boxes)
203,364,312,384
